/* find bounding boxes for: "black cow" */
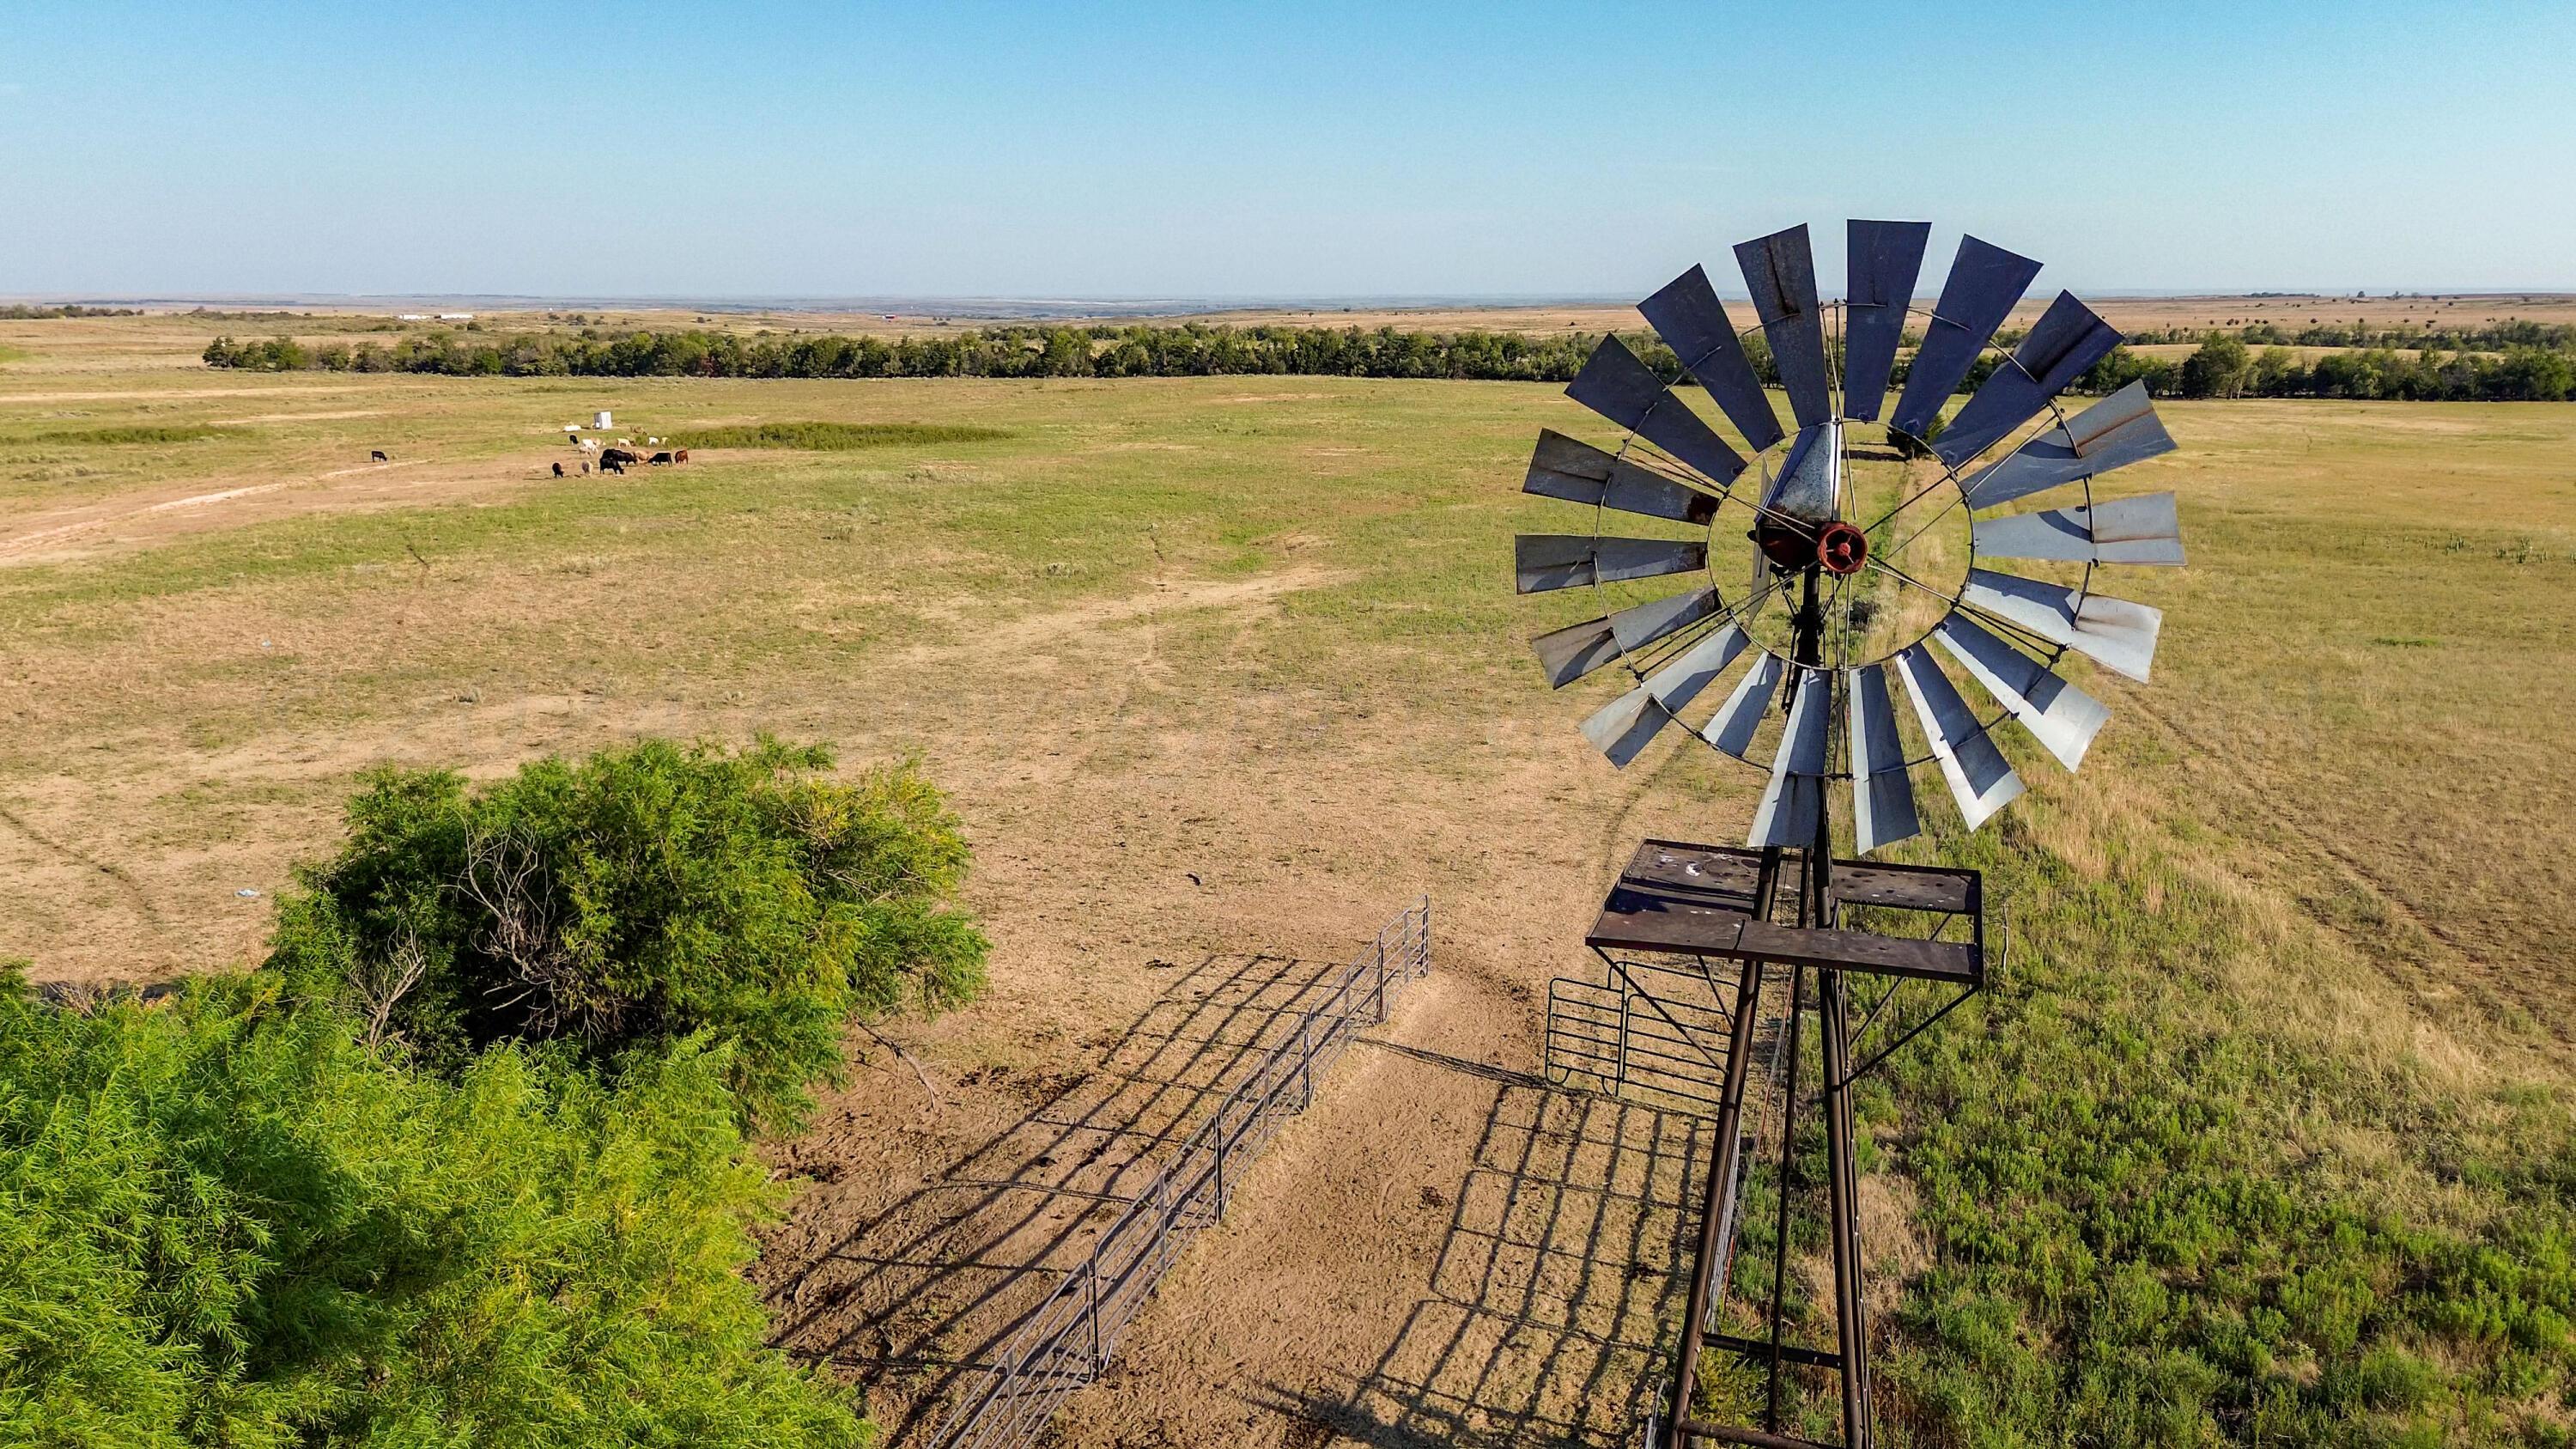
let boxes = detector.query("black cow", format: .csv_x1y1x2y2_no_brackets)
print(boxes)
369,449,389,462
647,450,673,465
552,461,565,478
599,447,642,468
602,460,624,475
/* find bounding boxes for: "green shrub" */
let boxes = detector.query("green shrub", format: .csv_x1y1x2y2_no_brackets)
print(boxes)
671,422,1012,450
5,424,231,446
270,738,987,1132
0,969,867,1446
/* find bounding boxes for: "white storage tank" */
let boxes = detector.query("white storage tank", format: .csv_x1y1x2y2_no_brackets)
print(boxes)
593,411,613,429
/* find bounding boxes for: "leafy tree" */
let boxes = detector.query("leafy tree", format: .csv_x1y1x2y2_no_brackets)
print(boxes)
0,970,869,1446
270,739,987,1132
2180,335,2253,399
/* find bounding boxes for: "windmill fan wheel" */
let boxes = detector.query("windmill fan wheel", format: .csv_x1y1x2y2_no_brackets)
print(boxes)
1516,221,2185,854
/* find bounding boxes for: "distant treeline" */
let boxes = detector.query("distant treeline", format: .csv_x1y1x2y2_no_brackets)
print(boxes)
0,304,142,319
202,321,2576,401
2103,336,2576,402
2123,318,2576,352
206,323,1618,382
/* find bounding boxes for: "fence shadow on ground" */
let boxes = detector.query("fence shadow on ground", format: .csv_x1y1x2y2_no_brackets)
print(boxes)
762,949,1355,1444
1252,1045,1711,1449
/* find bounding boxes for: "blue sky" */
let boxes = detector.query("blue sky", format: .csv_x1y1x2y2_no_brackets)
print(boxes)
4,1,2573,298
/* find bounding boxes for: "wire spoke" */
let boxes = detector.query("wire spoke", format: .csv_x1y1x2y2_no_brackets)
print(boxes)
1857,472,1954,538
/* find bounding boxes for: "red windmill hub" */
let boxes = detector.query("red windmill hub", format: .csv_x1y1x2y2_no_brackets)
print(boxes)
1816,520,1868,575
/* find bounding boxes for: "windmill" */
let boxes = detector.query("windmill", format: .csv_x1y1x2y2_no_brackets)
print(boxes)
1513,221,2181,1448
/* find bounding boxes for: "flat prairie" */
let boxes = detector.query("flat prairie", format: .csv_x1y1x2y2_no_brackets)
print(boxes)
1,317,2569,1443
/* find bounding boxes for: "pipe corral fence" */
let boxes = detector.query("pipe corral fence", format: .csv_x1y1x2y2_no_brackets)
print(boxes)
930,897,1435,1449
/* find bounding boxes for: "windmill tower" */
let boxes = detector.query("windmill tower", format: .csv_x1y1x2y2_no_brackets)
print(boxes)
1514,222,2182,1448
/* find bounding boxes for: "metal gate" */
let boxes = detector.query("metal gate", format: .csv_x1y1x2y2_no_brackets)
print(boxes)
1544,956,1732,1113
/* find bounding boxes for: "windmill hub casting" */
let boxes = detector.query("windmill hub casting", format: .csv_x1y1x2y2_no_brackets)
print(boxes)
1510,220,2184,1449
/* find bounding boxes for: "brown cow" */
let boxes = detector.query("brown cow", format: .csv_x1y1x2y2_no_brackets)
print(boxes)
673,448,689,464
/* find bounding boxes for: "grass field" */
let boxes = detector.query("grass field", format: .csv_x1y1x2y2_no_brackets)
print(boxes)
2,318,2573,1444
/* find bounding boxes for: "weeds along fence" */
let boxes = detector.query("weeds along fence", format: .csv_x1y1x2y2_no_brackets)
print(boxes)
932,898,1434,1449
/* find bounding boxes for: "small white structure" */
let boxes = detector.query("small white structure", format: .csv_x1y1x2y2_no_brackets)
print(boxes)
593,411,613,429
438,312,475,321
397,314,428,321
562,423,582,434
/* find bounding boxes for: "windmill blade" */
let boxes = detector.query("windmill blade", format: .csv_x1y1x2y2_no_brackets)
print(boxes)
1638,265,1785,453
1610,585,1722,653
1748,666,1831,847
1935,292,2123,468
1581,624,1751,768
1529,618,1620,688
1845,664,1920,853
1842,219,1931,422
1529,585,1722,688
1733,225,1832,431
1515,534,1707,594
1961,568,2163,682
1890,235,2043,441
1890,645,2024,830
1566,337,1747,487
1932,614,2109,770
1524,429,1719,525
1962,381,2177,507
1972,492,2184,566
1698,651,1783,759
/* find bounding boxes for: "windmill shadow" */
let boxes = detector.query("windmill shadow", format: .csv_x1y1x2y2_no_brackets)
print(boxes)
1252,1051,1711,1448
762,949,1352,1441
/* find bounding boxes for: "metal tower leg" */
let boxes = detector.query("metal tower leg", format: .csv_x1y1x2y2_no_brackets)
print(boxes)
1668,952,1769,1442
1819,968,1870,1448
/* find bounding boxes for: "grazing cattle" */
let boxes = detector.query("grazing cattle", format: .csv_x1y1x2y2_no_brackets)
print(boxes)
552,461,565,478
599,447,642,468
673,448,689,464
369,449,388,462
602,459,624,475
647,451,673,465
577,436,599,453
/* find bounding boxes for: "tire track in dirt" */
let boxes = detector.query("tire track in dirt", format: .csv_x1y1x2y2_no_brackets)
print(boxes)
0,796,166,935
2123,694,2568,1052
0,459,431,563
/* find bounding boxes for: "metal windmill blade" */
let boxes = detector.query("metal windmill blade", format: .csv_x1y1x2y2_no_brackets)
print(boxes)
1640,266,1785,452
1565,337,1747,487
1935,292,2123,467
1964,381,2176,506
1735,225,1832,432
1843,220,1931,422
1891,234,2041,442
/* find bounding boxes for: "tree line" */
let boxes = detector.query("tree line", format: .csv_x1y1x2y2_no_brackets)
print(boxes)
0,303,143,319
2123,317,2576,352
202,320,2576,402
2140,335,2576,401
